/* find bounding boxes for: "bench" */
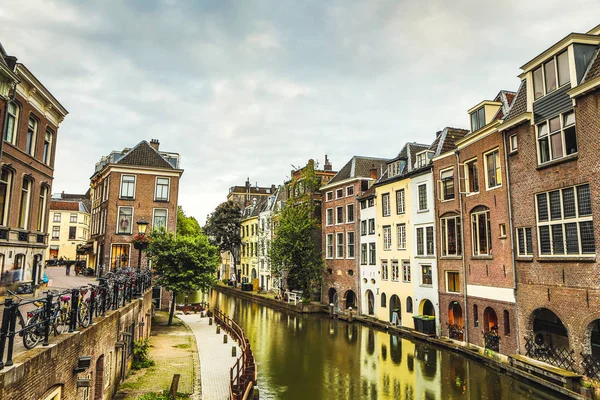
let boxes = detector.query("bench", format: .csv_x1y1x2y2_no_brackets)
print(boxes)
285,290,303,305
509,354,582,391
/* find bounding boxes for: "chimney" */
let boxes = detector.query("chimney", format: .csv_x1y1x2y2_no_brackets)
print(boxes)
369,168,378,180
271,184,276,193
245,177,250,190
324,155,332,171
150,139,160,151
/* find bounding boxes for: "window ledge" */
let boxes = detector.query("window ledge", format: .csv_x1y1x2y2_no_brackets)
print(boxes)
119,197,135,201
420,284,433,288
471,255,493,260
538,256,596,263
440,256,462,260
465,192,480,197
417,209,430,213
415,255,435,259
515,256,534,262
154,199,170,203
509,150,518,156
536,153,578,170
486,185,502,192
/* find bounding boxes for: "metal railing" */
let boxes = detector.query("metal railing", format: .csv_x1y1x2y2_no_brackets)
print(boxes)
212,307,257,400
0,268,152,370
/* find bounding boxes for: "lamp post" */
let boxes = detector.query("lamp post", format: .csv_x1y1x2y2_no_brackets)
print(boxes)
134,220,149,273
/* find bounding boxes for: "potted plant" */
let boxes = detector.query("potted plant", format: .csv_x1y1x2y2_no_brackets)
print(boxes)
131,233,151,250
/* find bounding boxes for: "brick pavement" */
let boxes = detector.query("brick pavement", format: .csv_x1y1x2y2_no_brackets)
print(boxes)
178,313,240,400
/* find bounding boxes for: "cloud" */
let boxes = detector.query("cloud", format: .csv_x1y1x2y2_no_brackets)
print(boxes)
1,0,599,224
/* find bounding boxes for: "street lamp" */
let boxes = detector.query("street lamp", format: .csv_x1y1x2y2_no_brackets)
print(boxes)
135,220,149,273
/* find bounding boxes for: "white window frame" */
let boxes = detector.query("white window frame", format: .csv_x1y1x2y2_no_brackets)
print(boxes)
326,191,333,201
471,208,491,256
381,260,388,280
368,219,375,234
396,189,405,214
346,203,355,223
464,157,479,195
26,116,37,156
335,188,343,199
402,260,411,283
336,232,344,258
70,213,77,223
116,206,134,234
421,264,433,286
516,227,533,257
532,50,570,100
446,271,460,293
326,208,333,226
416,226,434,256
155,176,170,201
52,226,60,240
336,206,343,225
382,193,390,217
18,178,32,229
120,174,136,199
43,128,53,165
383,226,392,251
418,184,428,211
360,243,367,265
53,213,61,222
439,167,455,201
509,134,518,153
391,260,399,282
483,149,502,190
326,234,333,259
153,208,168,230
346,231,355,259
369,243,376,265
396,223,406,250
536,111,577,165
346,185,354,197
360,220,367,236
440,215,461,257
4,102,19,145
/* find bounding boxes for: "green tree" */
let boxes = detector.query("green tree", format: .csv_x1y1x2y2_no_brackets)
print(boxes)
147,229,219,325
203,201,242,275
269,201,323,299
177,206,202,237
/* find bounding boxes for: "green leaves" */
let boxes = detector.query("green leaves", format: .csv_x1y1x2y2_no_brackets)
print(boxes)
204,200,242,265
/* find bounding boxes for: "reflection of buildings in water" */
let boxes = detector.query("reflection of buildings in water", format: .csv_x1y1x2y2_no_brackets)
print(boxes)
374,331,416,399
413,343,441,399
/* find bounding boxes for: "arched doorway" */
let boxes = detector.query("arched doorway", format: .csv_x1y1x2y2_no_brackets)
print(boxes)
420,299,435,317
251,268,257,281
328,288,337,304
389,295,401,325
448,301,464,340
531,308,569,350
344,290,356,309
587,319,600,358
365,290,375,315
483,307,498,332
94,355,104,399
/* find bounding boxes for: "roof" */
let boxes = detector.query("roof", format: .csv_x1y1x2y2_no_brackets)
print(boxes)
429,127,469,156
242,197,269,219
357,184,376,200
328,156,388,185
582,47,600,83
50,200,89,213
117,140,176,169
504,80,528,121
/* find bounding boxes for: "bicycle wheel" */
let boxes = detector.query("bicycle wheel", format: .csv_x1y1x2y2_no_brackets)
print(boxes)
78,303,91,328
53,308,68,335
23,314,42,349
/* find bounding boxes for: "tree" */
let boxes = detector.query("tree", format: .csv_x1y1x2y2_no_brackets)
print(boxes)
203,201,242,277
269,201,323,299
177,206,202,237
146,229,220,325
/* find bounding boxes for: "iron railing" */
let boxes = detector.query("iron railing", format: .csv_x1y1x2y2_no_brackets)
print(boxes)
483,331,500,352
0,268,152,370
447,323,464,341
212,307,257,400
524,336,576,372
582,353,600,379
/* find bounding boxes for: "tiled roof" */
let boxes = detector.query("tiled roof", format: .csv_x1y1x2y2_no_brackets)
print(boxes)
582,48,600,83
328,156,388,185
117,141,175,169
357,184,376,200
504,80,528,121
429,127,469,156
50,201,81,212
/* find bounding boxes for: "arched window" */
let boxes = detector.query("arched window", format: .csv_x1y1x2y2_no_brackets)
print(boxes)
504,310,510,335
473,304,479,327
43,128,53,165
381,292,387,308
4,102,19,145
0,168,13,226
18,178,32,229
406,296,413,313
37,185,49,231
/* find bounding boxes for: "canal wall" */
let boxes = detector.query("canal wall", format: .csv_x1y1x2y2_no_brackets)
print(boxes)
216,285,588,399
0,290,153,400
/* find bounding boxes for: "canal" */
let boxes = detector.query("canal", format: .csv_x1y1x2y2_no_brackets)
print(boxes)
192,290,567,399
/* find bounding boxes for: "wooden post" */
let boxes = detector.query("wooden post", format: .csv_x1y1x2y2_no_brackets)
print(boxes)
169,374,180,399
216,325,221,334
224,334,228,343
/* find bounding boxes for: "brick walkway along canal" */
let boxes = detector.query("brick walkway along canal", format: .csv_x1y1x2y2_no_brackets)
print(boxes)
185,289,570,400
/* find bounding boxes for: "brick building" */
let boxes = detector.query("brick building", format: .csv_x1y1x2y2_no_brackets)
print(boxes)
227,178,276,210
0,43,68,287
433,92,518,355
46,192,91,262
88,139,183,275
500,24,600,369
321,156,387,313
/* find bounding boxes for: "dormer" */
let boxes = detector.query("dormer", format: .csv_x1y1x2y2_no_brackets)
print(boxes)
415,150,434,169
468,100,502,132
386,158,405,179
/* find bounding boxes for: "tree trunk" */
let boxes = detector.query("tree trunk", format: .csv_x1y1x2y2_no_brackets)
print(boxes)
168,291,177,326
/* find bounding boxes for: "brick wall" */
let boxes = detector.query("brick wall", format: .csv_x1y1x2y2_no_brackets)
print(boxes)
0,290,153,400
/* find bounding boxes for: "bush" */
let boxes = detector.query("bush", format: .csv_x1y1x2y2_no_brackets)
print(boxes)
133,339,155,370
138,390,190,400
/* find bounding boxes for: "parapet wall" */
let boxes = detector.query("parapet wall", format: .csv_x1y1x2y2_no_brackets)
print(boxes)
0,290,153,400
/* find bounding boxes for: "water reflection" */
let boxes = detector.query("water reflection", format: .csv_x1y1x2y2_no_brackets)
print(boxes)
201,289,565,400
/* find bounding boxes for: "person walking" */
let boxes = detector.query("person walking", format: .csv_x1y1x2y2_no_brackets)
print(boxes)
66,263,71,276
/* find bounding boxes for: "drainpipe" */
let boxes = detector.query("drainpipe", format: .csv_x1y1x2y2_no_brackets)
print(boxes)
455,150,469,344
502,131,521,353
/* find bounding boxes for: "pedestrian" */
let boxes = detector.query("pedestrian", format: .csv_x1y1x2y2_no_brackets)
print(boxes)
66,264,71,276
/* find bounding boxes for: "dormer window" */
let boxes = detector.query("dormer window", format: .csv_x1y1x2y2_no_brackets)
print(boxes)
470,106,486,132
533,50,570,100
387,161,401,177
415,151,433,169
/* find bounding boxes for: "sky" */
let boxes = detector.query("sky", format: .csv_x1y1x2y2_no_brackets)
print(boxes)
1,1,599,225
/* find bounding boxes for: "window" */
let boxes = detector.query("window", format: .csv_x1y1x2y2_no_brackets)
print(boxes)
504,310,510,335
533,50,570,99
402,261,411,282
421,265,432,286
37,186,48,231
69,226,76,240
18,178,32,229
360,200,366,209
155,177,170,201
388,161,401,177
447,271,460,293
369,243,376,265
516,227,533,256
368,219,375,234
368,198,374,207
52,226,60,240
381,260,388,280
111,244,130,269
360,243,367,265
396,223,406,250
346,204,355,223
25,116,37,156
382,193,390,217
499,223,507,238
43,129,53,165
473,305,479,327
346,186,354,196
441,215,462,256
70,213,77,223
4,102,18,144
416,226,434,256
336,188,343,199
360,220,367,235
396,189,405,214
406,297,413,313
153,208,168,229
418,184,427,211
336,206,343,224
346,232,355,259
415,151,432,168
417,227,424,255
471,207,491,256
537,112,577,164
509,134,518,152
391,260,399,281
440,168,455,200
120,175,136,199
325,208,333,226
336,232,344,258
470,106,486,132
536,184,594,256
0,168,13,226
117,206,133,234
465,159,479,194
326,191,333,201
383,226,392,250
381,293,387,308
484,150,501,189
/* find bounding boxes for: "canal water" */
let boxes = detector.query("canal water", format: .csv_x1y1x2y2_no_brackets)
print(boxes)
183,290,566,400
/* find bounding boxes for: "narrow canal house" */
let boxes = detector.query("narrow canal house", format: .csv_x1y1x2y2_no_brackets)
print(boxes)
240,197,265,287
257,186,283,291
500,23,600,371
434,92,519,356
321,156,386,313
358,185,378,316
0,44,68,287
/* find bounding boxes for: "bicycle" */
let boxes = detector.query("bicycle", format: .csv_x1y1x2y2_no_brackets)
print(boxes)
7,290,44,349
